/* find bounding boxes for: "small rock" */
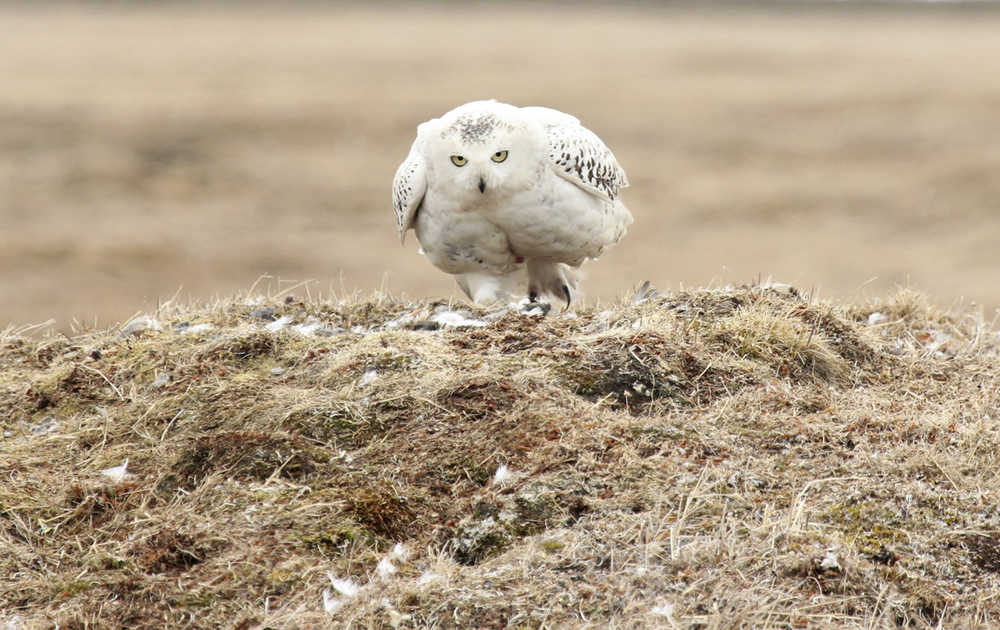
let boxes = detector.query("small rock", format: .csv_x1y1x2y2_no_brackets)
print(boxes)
314,326,345,337
250,306,277,322
269,367,286,377
405,320,440,331
30,416,60,435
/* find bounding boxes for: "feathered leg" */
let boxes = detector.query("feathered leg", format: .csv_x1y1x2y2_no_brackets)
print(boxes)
456,272,515,304
526,260,579,308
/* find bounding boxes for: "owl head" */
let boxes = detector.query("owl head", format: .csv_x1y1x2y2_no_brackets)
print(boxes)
419,101,546,201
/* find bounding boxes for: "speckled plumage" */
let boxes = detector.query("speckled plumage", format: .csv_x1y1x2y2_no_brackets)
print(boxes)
392,100,632,305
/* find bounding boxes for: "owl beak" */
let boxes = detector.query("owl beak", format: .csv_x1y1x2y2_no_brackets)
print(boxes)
478,178,486,194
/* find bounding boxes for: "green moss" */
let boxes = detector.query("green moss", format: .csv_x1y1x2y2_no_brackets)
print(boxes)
295,523,376,553
824,501,907,553
540,539,566,554
282,403,379,446
373,351,416,372
54,580,93,598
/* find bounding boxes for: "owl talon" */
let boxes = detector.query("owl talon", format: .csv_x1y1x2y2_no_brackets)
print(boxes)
529,289,539,302
561,284,572,307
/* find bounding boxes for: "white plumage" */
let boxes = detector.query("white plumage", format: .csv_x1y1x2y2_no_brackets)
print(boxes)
393,100,632,306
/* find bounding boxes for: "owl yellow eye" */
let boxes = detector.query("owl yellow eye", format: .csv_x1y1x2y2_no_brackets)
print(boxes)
491,150,509,163
450,155,467,167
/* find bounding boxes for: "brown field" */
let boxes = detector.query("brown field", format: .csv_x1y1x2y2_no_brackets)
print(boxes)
2,5,1000,330
2,287,999,628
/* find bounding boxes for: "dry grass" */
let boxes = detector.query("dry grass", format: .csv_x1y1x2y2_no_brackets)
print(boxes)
2,284,999,628
3,5,1000,328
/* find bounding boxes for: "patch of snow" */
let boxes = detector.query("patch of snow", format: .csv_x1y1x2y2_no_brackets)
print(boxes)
357,368,378,387
384,316,409,330
292,321,324,336
265,315,293,333
867,312,888,326
183,323,214,335
431,310,487,328
650,603,675,617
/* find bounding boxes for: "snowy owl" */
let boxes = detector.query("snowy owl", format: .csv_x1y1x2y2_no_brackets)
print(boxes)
392,100,632,306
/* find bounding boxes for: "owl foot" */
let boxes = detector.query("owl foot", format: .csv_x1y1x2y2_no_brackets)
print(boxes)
526,260,578,309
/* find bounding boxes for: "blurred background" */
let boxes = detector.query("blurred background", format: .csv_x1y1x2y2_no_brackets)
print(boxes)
2,2,999,331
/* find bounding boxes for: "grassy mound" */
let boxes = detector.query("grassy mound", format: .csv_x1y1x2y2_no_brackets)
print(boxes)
1,286,998,629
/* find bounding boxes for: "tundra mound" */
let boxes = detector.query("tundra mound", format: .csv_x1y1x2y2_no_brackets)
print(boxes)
2,286,999,629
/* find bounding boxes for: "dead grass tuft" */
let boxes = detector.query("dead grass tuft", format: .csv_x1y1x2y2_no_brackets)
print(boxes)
2,285,999,628
172,432,321,488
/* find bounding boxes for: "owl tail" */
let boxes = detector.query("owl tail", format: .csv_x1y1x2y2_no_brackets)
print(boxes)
527,261,580,308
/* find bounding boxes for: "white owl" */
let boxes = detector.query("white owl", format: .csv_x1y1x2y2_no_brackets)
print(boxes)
392,100,632,306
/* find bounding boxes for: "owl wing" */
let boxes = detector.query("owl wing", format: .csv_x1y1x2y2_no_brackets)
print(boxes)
392,138,428,244
525,106,629,202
